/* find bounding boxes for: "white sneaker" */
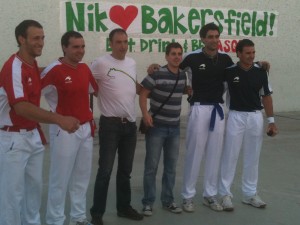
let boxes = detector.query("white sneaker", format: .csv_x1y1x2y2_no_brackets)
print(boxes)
69,219,93,225
242,194,266,208
203,196,223,211
142,205,153,216
182,198,195,212
221,195,234,211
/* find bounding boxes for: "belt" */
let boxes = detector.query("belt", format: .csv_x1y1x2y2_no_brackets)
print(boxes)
0,126,36,132
190,102,224,131
0,125,47,145
102,116,130,123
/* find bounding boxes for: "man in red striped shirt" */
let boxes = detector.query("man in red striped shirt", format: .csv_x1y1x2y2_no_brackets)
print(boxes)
0,20,79,225
41,31,98,225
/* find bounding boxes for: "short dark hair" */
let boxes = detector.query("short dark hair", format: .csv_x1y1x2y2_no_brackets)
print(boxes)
199,23,220,38
109,28,127,42
15,20,43,46
165,42,183,55
236,39,255,56
61,30,83,48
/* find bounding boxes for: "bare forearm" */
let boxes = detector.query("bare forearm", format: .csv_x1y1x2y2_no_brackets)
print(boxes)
13,101,79,133
262,95,274,117
262,95,278,137
136,82,142,95
14,102,63,124
139,93,149,116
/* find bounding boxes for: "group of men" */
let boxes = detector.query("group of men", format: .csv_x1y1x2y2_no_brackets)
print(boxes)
0,19,278,225
140,22,278,217
0,20,142,225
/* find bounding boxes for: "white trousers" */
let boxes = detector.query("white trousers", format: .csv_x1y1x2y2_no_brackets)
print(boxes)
46,122,93,225
0,129,44,225
182,104,225,199
219,110,263,197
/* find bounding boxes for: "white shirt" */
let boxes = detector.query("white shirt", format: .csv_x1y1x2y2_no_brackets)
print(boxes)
90,54,137,122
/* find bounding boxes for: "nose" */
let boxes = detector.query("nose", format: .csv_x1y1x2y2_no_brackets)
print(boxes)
38,38,44,47
213,37,219,42
80,46,85,53
121,43,127,49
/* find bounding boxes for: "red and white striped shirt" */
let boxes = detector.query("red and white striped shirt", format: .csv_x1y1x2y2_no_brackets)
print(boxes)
0,53,41,129
41,58,98,124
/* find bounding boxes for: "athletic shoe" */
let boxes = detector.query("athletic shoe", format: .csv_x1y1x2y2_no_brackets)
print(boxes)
69,219,93,225
142,205,153,216
182,198,195,212
242,194,266,208
163,202,182,214
91,214,103,225
221,195,234,211
203,196,223,211
117,206,144,220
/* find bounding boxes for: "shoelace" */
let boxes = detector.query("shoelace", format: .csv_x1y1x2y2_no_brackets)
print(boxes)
184,199,193,205
168,203,178,209
207,197,219,205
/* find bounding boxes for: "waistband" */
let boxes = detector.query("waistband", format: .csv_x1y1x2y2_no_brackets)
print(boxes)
230,109,262,113
101,115,130,123
0,126,36,132
190,102,222,106
0,125,47,145
190,102,224,131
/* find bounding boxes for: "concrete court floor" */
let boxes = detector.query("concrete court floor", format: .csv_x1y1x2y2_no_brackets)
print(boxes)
40,111,300,225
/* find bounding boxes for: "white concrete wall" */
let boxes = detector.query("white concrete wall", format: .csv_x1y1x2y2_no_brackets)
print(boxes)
1,0,299,118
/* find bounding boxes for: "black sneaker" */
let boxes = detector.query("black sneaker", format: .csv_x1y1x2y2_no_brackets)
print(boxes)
117,206,144,220
91,214,103,225
163,202,182,214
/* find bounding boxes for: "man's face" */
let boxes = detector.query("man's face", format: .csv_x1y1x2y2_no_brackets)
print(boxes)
110,32,128,60
165,47,183,68
201,30,220,51
19,26,44,57
63,37,85,64
238,46,255,67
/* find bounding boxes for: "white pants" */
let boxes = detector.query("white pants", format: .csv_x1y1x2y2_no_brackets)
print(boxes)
182,104,225,199
0,129,44,225
46,122,93,225
219,110,263,197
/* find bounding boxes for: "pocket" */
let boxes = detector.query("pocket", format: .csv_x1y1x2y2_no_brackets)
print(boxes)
0,132,14,153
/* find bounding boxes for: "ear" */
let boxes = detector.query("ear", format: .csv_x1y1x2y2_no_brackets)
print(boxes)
18,35,26,46
62,45,67,52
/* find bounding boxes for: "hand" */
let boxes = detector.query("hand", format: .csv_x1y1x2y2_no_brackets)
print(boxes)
147,64,160,75
258,61,270,72
58,116,80,133
93,91,98,97
186,85,193,96
266,123,278,137
143,113,154,127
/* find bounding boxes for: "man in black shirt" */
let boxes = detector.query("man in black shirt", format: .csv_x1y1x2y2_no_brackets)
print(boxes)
218,39,278,211
181,23,233,212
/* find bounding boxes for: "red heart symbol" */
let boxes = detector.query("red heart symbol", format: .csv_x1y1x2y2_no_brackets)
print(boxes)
109,5,138,30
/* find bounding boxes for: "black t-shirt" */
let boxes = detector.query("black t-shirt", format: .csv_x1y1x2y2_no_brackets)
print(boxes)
180,49,233,103
224,63,272,111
